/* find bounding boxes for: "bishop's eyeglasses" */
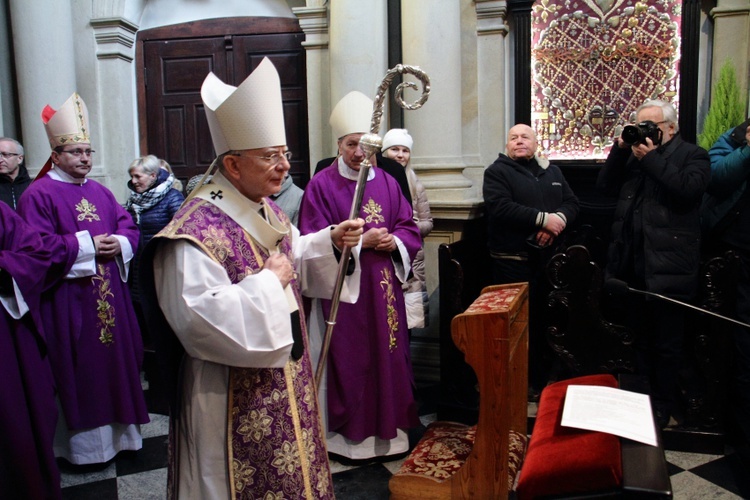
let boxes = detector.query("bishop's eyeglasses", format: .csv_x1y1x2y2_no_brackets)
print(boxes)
231,150,292,167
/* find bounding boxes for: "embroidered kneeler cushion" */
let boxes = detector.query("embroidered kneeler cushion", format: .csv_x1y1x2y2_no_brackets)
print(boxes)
392,421,528,491
516,374,622,499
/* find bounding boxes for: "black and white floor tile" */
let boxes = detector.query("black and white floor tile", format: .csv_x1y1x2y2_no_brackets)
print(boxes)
59,389,750,500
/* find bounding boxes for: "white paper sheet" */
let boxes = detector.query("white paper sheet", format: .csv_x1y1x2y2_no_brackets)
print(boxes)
561,385,658,447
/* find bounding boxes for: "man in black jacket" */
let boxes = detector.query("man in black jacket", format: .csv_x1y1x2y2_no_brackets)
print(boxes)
484,123,579,397
0,137,31,210
597,99,710,428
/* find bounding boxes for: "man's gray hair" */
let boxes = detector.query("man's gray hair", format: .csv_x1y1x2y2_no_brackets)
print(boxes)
638,100,679,132
0,137,24,155
128,154,161,176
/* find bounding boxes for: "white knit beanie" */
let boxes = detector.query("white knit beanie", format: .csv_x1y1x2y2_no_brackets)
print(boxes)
382,128,413,152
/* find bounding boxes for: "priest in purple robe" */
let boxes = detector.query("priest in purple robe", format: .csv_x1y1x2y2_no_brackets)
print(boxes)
0,202,61,499
17,92,149,465
143,58,364,499
299,91,423,461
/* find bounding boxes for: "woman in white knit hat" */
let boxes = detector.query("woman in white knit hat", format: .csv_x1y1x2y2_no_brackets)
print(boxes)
382,128,433,330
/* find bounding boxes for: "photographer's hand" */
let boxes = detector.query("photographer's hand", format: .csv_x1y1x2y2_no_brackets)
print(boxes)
632,138,657,160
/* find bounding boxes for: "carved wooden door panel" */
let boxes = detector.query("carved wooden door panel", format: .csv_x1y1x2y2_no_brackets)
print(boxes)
143,38,227,184
139,19,309,189
233,33,309,189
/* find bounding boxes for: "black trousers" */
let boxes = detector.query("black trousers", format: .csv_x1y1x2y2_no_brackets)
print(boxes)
491,258,552,390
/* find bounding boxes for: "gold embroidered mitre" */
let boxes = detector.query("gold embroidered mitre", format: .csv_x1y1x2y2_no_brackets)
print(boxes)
41,92,91,149
201,57,287,156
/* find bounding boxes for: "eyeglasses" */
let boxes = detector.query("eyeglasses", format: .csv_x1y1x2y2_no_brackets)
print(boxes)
0,152,21,159
59,148,95,157
232,150,292,166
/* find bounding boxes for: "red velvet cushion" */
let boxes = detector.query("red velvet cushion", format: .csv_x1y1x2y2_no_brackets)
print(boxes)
516,374,623,499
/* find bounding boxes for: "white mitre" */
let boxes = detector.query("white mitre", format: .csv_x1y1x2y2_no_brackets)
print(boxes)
201,57,286,155
41,92,91,149
330,91,373,140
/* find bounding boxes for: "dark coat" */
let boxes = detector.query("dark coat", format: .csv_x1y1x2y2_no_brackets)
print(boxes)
483,154,579,255
0,164,32,210
596,135,710,300
127,172,184,300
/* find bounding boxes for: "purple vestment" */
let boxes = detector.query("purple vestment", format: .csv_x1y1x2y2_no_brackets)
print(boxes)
0,203,61,499
299,163,422,440
154,197,334,499
17,175,149,430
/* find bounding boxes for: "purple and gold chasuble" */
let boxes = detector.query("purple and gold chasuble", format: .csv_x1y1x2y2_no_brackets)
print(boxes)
17,174,149,430
299,162,422,441
156,196,334,499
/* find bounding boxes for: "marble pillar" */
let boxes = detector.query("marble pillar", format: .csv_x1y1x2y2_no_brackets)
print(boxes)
8,0,77,172
293,3,331,173
475,0,509,166
401,0,476,211
90,16,140,200
328,0,389,144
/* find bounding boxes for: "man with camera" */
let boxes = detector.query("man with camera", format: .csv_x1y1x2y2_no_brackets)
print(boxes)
597,99,710,428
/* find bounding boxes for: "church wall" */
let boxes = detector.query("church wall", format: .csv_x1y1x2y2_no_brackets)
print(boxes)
0,0,732,207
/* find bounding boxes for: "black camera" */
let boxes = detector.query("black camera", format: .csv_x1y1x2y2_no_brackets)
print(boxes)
621,120,663,146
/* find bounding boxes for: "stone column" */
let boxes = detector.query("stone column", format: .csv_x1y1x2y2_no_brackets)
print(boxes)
401,0,476,214
710,0,750,106
9,0,77,172
293,2,331,173
328,0,389,142
476,0,509,165
90,16,140,200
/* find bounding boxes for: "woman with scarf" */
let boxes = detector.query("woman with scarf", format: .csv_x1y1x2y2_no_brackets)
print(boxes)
125,155,184,374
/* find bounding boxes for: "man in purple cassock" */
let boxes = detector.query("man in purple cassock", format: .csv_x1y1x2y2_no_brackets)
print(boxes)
17,92,149,465
299,90,423,461
0,202,62,499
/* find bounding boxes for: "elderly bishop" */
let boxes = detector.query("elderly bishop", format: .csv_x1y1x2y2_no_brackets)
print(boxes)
142,58,364,499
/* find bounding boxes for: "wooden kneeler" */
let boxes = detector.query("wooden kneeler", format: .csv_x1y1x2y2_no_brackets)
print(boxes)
389,283,529,499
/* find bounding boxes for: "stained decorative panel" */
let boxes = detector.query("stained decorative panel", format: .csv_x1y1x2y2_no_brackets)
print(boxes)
531,0,682,159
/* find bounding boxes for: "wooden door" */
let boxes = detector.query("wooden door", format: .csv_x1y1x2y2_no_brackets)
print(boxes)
137,18,309,189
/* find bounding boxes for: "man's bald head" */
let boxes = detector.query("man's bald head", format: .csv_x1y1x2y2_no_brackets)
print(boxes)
506,124,538,161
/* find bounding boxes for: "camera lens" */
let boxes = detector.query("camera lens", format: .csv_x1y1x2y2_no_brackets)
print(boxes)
621,125,642,146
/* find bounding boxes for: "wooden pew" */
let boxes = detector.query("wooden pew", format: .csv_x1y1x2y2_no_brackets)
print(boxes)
389,283,529,499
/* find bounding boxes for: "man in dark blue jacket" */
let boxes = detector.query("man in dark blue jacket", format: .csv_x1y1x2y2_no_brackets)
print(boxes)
597,99,710,428
484,123,580,397
702,119,750,463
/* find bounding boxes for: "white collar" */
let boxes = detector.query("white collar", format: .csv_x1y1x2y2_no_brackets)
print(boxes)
193,171,289,252
337,156,376,181
49,165,87,185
